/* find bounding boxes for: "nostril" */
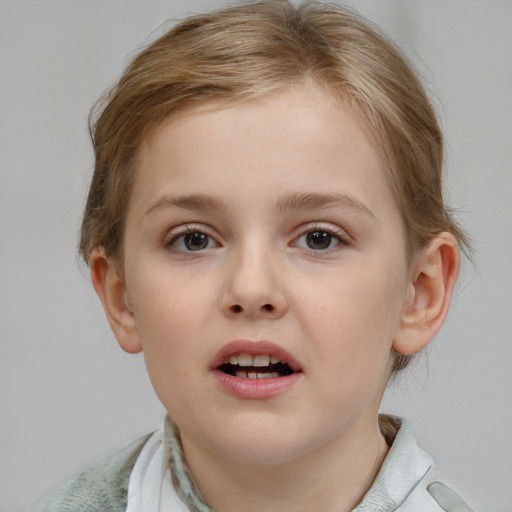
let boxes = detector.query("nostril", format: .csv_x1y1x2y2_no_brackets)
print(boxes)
228,303,276,314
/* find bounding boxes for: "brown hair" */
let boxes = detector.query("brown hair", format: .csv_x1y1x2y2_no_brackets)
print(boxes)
79,0,469,372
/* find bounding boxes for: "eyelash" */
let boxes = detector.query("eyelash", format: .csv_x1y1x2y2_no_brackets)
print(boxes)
165,225,218,253
292,224,349,253
164,224,349,254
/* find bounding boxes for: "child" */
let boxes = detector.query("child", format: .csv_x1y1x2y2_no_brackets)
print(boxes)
34,1,475,510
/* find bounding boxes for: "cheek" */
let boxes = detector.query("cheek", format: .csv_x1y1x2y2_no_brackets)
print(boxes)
303,271,403,413
131,277,207,410
131,258,212,322
128,268,207,361
298,259,407,366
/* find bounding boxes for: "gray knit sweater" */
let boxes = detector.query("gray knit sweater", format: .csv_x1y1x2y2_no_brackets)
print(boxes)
33,434,151,512
33,417,474,512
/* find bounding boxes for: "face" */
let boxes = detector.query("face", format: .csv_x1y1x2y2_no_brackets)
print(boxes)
121,87,412,466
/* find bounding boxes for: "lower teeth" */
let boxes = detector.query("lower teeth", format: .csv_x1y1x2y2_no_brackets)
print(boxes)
235,371,281,379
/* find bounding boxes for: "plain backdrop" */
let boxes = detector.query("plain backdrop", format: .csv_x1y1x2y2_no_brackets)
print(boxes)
1,1,511,510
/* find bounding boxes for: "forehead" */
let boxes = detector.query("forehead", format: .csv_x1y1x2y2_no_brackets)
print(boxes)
128,87,398,224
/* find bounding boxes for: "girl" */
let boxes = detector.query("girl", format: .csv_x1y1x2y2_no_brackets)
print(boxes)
35,1,474,510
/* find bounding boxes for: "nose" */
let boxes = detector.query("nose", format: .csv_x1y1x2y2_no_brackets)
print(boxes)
221,243,288,320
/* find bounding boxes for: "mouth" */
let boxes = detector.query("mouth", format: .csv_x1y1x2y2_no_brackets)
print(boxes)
211,340,302,398
217,353,295,379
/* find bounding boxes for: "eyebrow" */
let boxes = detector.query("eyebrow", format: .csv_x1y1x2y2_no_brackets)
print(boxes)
145,193,230,216
145,191,374,218
276,191,374,217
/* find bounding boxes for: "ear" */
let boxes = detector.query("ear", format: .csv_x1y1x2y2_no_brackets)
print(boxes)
90,248,142,354
393,232,460,355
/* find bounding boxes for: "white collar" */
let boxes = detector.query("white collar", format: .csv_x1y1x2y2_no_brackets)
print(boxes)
354,416,434,511
125,423,189,512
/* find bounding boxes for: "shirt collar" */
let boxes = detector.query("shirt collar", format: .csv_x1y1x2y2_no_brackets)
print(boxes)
164,414,433,512
353,415,434,511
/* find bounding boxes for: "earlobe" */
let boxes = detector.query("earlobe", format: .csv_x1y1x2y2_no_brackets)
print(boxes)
90,248,142,354
393,233,459,355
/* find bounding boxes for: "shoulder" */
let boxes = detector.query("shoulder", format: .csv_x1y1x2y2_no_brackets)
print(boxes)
32,433,152,512
368,416,476,512
398,465,476,512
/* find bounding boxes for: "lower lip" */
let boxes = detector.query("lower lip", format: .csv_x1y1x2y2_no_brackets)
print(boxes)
212,369,302,399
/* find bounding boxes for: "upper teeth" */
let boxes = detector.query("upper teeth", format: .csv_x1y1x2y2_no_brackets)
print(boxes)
227,353,281,367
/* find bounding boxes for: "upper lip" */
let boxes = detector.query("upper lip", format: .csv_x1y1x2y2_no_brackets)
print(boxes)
211,339,302,372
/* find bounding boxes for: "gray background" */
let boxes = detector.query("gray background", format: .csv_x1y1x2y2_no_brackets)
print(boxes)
1,1,511,510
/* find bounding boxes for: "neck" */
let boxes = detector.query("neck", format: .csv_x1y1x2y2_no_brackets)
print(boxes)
180,416,389,512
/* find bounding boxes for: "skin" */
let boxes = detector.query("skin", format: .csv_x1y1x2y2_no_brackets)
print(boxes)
91,86,459,512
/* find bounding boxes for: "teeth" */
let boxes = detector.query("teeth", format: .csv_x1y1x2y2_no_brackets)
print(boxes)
235,371,281,379
237,353,253,366
253,354,270,367
226,353,280,367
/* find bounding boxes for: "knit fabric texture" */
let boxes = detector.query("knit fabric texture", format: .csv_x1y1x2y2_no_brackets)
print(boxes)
164,417,212,512
33,434,151,512
33,416,475,511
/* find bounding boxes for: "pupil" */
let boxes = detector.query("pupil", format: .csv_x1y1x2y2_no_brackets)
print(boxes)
184,232,208,251
306,231,331,250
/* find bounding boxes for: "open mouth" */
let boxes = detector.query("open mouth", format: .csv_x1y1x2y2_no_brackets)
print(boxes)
212,342,302,398
218,353,294,379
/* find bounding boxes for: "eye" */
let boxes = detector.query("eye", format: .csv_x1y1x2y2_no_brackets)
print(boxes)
293,227,346,251
167,228,217,252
